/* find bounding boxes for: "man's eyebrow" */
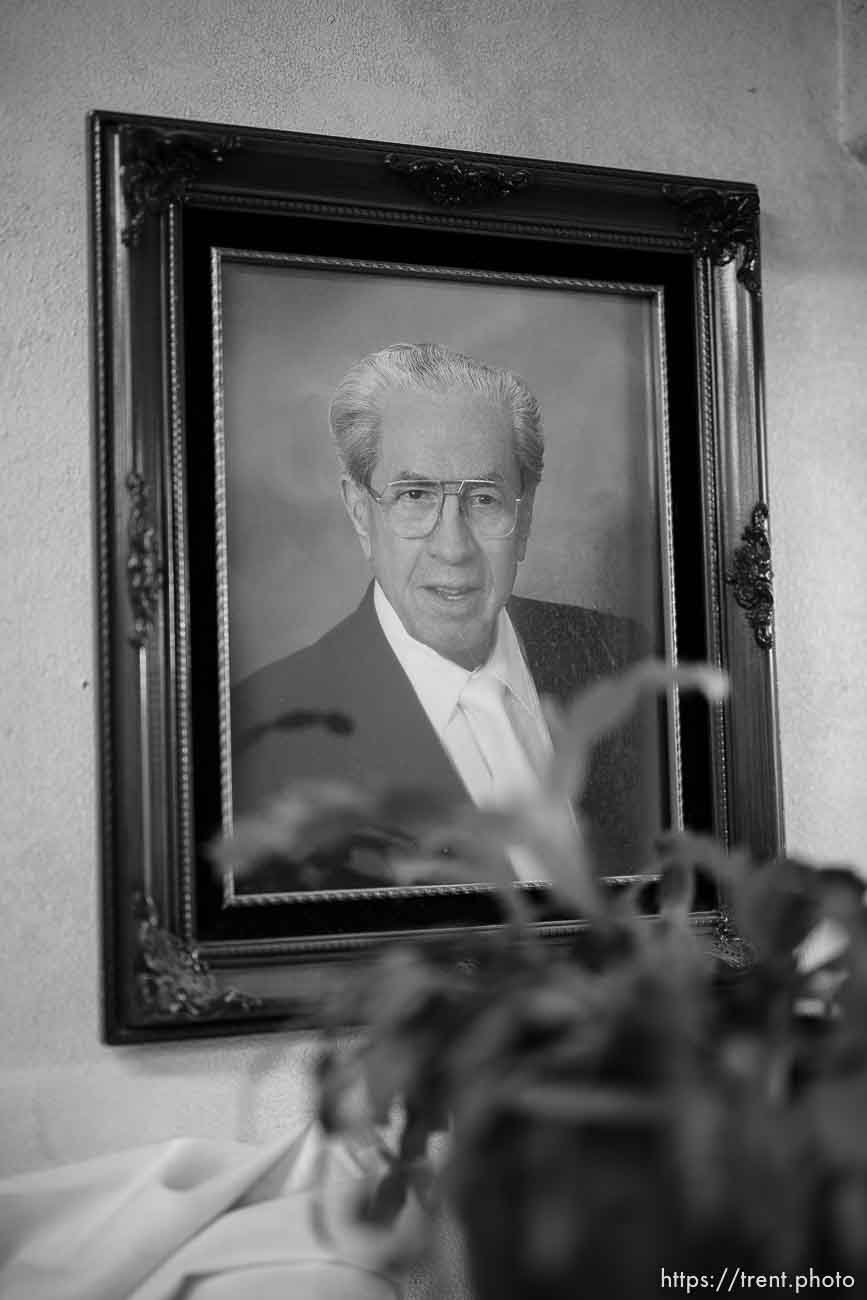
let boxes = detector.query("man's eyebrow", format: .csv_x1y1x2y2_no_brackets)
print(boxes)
389,471,508,482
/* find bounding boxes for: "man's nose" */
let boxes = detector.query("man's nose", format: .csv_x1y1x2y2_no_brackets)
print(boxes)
426,493,478,561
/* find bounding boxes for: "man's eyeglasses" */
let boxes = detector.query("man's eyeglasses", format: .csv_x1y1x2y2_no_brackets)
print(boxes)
366,478,523,540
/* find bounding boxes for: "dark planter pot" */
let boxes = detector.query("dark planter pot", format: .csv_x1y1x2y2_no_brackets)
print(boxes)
449,1102,836,1300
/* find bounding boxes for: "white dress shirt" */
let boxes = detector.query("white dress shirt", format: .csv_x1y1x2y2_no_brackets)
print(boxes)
373,582,553,815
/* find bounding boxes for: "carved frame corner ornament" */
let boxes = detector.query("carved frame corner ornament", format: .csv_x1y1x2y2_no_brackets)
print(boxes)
126,471,163,649
119,126,240,247
726,502,774,650
133,894,262,1019
662,184,761,297
384,152,531,207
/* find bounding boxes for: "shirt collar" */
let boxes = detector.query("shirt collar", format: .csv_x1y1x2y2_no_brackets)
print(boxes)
373,582,536,729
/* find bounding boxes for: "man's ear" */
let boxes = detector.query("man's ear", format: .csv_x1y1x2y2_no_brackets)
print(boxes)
341,476,373,561
515,483,536,562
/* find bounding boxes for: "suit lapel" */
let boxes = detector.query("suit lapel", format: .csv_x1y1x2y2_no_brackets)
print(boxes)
342,587,467,799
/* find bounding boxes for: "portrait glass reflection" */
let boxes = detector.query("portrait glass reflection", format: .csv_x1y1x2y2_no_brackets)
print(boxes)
215,257,673,898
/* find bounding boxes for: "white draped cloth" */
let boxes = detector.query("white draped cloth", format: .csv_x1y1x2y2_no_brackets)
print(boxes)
0,1121,408,1300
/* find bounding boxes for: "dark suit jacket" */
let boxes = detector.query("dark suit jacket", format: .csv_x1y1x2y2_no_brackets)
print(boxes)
231,584,655,885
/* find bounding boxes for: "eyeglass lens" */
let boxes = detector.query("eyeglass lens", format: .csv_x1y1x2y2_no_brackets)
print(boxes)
378,480,517,539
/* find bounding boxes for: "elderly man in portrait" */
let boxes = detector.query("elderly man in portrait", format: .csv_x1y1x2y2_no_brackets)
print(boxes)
231,342,652,884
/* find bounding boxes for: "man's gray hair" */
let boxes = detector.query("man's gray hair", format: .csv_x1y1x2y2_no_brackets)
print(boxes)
329,342,544,487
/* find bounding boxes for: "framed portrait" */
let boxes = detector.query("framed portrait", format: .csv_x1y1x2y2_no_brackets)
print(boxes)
90,111,783,1041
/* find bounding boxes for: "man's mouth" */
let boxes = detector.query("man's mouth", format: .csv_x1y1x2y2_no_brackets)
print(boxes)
426,585,479,601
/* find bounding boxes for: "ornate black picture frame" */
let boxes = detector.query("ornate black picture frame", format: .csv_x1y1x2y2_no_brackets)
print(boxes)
89,111,783,1042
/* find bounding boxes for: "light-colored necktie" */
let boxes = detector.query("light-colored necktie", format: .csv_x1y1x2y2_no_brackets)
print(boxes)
457,671,541,806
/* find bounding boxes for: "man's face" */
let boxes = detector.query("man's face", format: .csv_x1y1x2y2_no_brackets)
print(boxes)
343,387,535,669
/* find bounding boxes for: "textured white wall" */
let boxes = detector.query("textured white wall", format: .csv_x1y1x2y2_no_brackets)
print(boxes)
841,0,867,157
1,0,866,1175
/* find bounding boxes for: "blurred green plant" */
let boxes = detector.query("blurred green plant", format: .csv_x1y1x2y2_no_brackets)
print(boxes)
212,662,867,1298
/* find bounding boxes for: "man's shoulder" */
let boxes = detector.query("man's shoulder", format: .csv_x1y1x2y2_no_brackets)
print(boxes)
509,593,646,646
231,594,376,731
508,593,651,695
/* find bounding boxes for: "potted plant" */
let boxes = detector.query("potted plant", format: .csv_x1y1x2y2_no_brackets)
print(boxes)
216,664,867,1298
